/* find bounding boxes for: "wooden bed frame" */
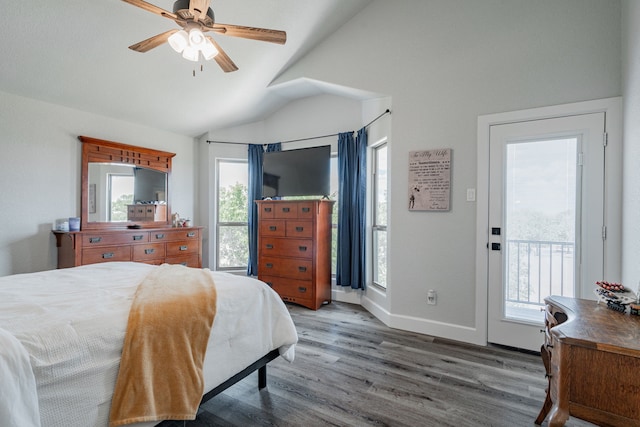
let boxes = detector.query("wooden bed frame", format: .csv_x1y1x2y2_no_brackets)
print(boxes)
200,349,280,404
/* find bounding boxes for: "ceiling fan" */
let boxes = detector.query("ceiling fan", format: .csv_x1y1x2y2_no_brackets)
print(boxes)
122,0,287,72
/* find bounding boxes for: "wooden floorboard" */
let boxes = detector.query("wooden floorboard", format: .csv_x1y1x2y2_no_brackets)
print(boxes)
159,301,595,427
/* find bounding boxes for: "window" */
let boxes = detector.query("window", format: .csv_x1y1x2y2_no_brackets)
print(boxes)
330,154,338,275
108,174,134,222
216,159,249,270
372,143,388,287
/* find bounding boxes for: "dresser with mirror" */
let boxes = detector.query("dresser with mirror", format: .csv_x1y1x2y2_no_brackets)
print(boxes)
53,136,202,268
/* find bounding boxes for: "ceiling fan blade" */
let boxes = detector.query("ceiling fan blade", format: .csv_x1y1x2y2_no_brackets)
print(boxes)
206,36,239,73
207,23,286,45
121,0,178,21
189,0,211,22
129,29,178,52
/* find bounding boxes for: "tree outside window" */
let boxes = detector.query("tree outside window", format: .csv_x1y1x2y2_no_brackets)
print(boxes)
217,160,249,270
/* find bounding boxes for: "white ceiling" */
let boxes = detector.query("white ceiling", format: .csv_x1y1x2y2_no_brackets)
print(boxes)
0,0,373,137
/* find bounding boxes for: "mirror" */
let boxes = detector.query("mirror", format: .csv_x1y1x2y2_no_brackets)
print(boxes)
87,163,168,223
79,136,175,230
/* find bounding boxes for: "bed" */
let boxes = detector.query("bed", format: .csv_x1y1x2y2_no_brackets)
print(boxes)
0,262,298,427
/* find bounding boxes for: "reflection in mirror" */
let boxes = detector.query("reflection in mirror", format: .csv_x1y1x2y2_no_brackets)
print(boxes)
88,163,168,223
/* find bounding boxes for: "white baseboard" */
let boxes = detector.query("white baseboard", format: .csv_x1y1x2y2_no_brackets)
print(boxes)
332,287,486,347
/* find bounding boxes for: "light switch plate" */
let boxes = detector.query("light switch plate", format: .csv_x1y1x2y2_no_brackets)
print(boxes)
466,188,476,202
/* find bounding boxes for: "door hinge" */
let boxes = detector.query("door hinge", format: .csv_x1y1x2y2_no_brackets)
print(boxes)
577,152,584,166
603,132,608,147
602,226,607,240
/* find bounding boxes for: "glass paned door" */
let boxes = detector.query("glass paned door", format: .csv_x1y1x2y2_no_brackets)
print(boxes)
504,138,577,323
488,113,605,351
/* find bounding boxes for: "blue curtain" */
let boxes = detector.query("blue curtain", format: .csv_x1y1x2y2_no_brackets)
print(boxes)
336,127,367,289
247,143,281,276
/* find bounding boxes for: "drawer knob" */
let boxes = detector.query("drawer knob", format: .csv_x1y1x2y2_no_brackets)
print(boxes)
298,266,307,272
180,262,187,266
269,226,277,231
266,263,273,268
155,233,165,239
265,282,273,287
298,246,307,252
144,248,155,255
179,245,188,251
265,244,274,249
295,226,304,232
133,235,143,241
298,287,307,293
187,232,195,237
264,207,272,212
302,207,310,213
102,252,114,259
282,207,290,212
89,237,102,243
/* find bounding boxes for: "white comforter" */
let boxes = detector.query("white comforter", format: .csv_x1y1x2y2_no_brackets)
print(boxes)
0,262,298,427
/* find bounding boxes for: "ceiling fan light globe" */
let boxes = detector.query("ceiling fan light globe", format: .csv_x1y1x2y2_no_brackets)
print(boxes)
168,30,188,53
188,28,206,48
201,40,219,60
182,45,199,62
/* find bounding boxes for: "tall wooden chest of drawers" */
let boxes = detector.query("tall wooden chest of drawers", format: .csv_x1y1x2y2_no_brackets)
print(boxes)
256,200,334,310
53,227,203,268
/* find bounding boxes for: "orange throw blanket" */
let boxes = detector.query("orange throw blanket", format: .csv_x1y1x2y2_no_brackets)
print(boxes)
109,264,217,426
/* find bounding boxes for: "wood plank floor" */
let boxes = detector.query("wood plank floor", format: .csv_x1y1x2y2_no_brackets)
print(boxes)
160,302,595,427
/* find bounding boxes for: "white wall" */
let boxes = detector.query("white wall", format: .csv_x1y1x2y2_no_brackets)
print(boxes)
622,1,640,289
0,91,197,276
261,0,621,344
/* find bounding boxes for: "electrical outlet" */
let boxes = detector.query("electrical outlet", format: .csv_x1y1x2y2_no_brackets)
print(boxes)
427,289,437,305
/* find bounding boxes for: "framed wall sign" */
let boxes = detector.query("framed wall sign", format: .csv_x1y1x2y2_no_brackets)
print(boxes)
408,148,451,211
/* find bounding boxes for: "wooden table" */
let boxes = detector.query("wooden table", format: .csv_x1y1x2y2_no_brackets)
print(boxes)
536,296,640,427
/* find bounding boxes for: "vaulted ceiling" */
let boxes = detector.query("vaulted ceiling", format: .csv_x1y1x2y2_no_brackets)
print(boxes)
0,0,372,136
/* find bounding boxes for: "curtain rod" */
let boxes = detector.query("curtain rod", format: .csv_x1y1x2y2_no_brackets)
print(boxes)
206,108,391,146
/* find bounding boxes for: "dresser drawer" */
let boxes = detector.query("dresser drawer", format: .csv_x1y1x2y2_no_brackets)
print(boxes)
166,254,200,267
127,205,146,219
166,241,199,257
273,203,298,219
259,220,286,237
286,221,313,238
82,246,132,264
259,256,313,280
297,202,314,219
259,202,275,219
151,228,199,242
260,237,313,259
132,243,165,262
260,275,313,304
82,232,148,246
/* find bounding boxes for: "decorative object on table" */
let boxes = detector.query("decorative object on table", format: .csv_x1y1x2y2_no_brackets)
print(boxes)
55,219,69,232
593,280,637,313
68,217,80,232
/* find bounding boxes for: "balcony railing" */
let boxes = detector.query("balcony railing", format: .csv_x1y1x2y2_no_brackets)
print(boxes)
505,239,575,308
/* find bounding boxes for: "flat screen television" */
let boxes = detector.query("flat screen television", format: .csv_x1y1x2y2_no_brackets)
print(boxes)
262,145,331,198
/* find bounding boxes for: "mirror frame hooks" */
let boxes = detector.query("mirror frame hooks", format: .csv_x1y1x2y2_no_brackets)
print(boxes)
78,136,175,231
